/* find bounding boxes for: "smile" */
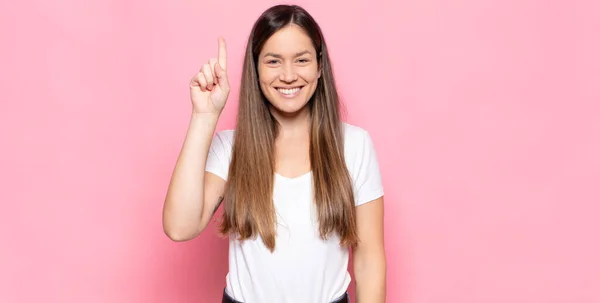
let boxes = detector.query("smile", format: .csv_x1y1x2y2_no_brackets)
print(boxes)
275,86,303,98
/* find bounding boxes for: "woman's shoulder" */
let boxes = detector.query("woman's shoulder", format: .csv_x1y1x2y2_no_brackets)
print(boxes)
342,122,372,144
341,122,378,161
214,129,236,141
341,122,382,190
216,124,373,145
209,129,236,154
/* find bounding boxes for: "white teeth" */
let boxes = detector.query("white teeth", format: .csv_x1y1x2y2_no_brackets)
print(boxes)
277,87,301,95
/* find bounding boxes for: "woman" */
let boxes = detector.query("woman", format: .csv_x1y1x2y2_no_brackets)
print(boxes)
163,4,386,303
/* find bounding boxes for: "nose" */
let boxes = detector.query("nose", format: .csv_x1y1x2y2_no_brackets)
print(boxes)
279,63,298,83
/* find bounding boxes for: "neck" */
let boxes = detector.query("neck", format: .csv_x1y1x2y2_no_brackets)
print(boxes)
270,104,311,138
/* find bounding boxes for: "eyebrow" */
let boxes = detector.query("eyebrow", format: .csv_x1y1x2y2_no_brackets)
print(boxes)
263,50,311,58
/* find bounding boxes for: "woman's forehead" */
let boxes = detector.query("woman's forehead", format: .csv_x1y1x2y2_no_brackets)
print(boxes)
260,25,316,56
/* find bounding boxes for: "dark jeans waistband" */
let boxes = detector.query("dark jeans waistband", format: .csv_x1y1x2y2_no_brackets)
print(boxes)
221,289,349,303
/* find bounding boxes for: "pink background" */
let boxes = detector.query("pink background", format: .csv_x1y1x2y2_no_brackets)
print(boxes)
1,0,599,302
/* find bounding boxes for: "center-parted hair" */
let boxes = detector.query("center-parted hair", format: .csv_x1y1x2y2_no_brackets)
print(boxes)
218,4,358,252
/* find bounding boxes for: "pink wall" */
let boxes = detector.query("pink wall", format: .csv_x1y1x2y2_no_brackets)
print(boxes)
1,0,599,302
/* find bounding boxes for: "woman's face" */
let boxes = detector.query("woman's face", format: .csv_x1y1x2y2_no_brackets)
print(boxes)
257,24,321,116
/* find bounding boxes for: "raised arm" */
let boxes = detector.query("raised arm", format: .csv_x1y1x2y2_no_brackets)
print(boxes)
162,37,230,241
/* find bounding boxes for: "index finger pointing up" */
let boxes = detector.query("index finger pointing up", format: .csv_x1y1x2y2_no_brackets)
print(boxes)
218,37,227,70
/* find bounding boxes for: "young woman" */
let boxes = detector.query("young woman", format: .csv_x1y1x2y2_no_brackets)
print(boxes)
163,4,386,303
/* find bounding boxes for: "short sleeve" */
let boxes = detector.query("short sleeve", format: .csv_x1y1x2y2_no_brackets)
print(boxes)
205,131,233,181
354,130,384,206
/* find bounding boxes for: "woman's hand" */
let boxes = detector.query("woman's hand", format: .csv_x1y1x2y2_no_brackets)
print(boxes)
189,37,230,115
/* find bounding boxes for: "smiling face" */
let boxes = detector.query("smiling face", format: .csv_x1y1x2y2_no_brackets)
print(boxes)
257,24,321,117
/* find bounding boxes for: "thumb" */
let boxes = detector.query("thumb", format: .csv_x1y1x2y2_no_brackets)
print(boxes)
214,61,230,90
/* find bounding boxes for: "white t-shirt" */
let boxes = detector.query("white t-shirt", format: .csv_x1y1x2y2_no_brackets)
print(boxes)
205,123,384,303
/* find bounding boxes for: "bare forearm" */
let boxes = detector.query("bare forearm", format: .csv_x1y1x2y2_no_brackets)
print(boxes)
354,251,386,303
162,113,219,240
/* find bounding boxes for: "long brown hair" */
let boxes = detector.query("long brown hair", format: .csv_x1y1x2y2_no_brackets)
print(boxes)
218,4,357,252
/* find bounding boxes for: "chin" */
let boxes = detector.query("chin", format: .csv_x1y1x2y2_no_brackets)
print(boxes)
270,101,309,116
